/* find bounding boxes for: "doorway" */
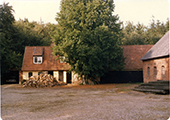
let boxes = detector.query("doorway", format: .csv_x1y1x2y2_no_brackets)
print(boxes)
59,71,63,82
67,72,72,83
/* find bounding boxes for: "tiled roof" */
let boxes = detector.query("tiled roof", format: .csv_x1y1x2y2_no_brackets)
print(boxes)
122,45,153,71
141,31,169,60
22,46,70,71
22,45,153,71
33,47,44,56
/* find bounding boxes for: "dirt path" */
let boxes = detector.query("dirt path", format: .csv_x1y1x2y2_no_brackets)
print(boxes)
1,84,170,120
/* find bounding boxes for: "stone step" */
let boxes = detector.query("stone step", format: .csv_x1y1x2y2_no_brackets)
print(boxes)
133,80,169,94
135,85,169,90
133,88,167,94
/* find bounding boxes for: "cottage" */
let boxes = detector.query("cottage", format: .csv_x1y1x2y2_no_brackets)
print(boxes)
21,45,80,84
141,31,169,82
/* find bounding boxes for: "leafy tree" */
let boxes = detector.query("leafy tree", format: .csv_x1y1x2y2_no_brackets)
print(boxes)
145,19,169,44
0,3,51,84
14,18,51,54
0,2,20,74
52,0,125,82
121,18,169,45
121,22,147,45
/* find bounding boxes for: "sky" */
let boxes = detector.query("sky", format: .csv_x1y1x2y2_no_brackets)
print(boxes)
1,0,169,26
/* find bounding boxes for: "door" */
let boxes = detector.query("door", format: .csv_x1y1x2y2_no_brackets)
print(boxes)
67,72,72,83
59,71,63,82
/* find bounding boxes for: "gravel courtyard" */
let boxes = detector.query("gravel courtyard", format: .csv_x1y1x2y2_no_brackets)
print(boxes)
1,84,170,120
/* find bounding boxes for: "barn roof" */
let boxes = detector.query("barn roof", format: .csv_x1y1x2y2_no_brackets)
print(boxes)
22,46,70,71
122,45,153,71
141,31,169,61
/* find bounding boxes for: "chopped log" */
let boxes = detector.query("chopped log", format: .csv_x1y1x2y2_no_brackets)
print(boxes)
22,73,66,88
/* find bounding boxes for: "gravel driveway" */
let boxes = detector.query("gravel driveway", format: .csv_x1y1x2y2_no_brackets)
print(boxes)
1,84,170,120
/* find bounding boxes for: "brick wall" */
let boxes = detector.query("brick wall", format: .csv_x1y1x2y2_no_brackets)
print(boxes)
143,57,169,83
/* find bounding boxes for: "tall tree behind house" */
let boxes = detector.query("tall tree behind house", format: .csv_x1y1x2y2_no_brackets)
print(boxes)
0,2,51,83
52,0,125,82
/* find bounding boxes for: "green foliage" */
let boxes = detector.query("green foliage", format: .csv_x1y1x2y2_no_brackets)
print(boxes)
52,0,125,81
0,2,19,73
121,18,169,45
145,19,169,44
0,3,51,76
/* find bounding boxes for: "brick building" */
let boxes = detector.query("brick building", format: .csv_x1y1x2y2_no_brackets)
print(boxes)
141,31,169,82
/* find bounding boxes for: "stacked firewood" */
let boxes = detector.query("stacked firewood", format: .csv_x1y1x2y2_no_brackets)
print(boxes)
22,74,65,88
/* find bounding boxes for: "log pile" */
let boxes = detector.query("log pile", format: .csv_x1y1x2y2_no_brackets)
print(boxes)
133,80,169,94
22,74,66,88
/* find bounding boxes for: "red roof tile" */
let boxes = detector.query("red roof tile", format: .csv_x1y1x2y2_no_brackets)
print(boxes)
22,46,70,71
33,47,44,56
122,45,153,71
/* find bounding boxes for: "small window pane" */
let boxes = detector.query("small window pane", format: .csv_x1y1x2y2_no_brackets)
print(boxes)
29,72,32,77
154,67,157,77
34,57,37,62
38,57,42,63
162,66,165,76
148,67,150,77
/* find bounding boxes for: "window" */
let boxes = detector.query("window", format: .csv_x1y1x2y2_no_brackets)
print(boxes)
48,71,53,76
28,72,32,77
60,56,66,63
162,66,165,77
154,67,157,77
33,56,43,64
38,72,41,75
147,67,150,77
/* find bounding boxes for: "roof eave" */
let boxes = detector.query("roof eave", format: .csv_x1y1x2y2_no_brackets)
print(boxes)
141,55,169,61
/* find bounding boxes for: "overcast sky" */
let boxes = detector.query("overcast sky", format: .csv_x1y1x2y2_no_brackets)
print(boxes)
1,0,169,26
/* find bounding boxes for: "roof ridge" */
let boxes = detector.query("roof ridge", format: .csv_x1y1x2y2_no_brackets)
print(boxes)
141,31,169,60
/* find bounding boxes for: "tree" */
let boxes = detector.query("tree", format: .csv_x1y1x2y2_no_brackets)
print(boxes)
52,0,125,82
145,19,169,44
0,3,51,84
14,18,51,53
121,18,169,45
121,22,147,45
0,2,20,74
